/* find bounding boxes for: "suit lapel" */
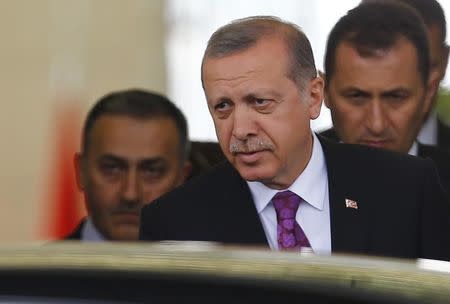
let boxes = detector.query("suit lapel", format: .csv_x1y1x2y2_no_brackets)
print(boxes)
437,118,450,150
319,136,369,254
64,219,85,240
220,164,269,247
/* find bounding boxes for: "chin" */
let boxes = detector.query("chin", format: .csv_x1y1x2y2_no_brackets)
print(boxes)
235,164,276,183
111,227,139,241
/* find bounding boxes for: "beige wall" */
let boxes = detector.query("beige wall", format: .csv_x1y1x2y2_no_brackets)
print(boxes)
0,0,166,242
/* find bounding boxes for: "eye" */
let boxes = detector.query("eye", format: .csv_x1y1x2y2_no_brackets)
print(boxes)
383,91,409,107
140,164,166,180
386,92,408,101
343,91,369,105
346,92,364,99
212,99,233,119
99,162,123,177
254,98,270,106
249,97,276,113
214,100,231,111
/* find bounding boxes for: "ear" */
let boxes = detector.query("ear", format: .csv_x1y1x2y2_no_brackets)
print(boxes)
308,75,324,120
423,68,441,116
319,70,332,109
74,152,86,191
178,160,192,185
442,44,449,79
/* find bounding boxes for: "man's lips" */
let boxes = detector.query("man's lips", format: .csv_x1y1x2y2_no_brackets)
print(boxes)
113,212,140,224
235,150,265,163
360,140,388,148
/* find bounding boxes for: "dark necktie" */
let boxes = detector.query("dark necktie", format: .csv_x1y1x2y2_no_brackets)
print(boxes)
272,190,311,250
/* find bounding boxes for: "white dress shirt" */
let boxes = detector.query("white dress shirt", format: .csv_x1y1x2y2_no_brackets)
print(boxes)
417,111,438,146
408,141,419,157
81,217,106,242
247,133,331,254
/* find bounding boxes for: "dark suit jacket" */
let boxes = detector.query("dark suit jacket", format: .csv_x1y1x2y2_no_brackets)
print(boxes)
322,124,450,151
320,127,450,194
63,220,85,240
188,141,226,180
140,136,450,261
438,118,450,151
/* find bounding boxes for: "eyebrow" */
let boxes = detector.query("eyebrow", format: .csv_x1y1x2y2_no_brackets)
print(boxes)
339,86,410,95
98,154,167,166
97,154,127,164
339,87,371,96
138,158,168,167
380,88,410,97
243,89,283,100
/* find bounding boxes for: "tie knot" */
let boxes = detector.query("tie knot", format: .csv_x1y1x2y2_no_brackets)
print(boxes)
272,190,301,220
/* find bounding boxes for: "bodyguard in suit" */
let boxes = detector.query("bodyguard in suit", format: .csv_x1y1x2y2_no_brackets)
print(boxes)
362,0,450,150
65,89,192,241
321,2,450,194
140,15,450,261
399,0,450,151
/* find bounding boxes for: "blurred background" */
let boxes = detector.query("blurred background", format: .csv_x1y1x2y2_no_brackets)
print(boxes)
1,0,449,242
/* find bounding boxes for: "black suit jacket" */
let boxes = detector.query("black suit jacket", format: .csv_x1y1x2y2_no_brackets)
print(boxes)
140,136,450,261
321,124,450,152
63,220,85,240
438,118,450,151
321,118,450,150
320,127,450,194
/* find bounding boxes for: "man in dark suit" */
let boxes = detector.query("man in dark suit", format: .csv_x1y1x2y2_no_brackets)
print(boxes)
321,2,450,193
401,0,450,151
363,0,450,151
140,14,450,261
65,89,192,241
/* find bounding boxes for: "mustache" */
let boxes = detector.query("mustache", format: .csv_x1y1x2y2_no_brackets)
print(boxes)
229,138,274,154
111,200,142,215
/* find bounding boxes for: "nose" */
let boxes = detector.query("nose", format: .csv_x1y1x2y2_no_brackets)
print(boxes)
366,100,386,135
122,169,139,203
232,104,257,140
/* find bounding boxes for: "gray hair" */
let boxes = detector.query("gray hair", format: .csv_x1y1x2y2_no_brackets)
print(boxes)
201,16,317,90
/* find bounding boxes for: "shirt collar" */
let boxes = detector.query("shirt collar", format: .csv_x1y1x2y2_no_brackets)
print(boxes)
417,110,437,145
81,217,106,242
408,141,419,156
247,132,327,213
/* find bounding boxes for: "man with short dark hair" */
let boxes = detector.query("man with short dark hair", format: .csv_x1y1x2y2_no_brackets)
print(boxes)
65,89,191,241
140,16,450,261
321,2,450,193
362,0,450,149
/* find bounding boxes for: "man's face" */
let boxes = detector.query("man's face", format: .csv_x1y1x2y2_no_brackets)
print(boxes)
325,38,433,153
202,36,323,189
76,115,189,241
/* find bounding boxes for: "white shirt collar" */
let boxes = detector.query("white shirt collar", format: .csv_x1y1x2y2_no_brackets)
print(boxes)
417,111,438,146
247,132,327,213
81,217,106,242
408,141,419,156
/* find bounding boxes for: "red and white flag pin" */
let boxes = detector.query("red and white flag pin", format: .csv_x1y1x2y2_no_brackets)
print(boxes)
345,198,358,209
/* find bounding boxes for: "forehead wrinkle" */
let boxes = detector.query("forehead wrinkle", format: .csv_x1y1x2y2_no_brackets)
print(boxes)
213,69,257,84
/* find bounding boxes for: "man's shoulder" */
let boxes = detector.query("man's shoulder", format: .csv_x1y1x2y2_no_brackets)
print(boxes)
418,143,450,179
318,134,434,174
419,143,450,164
62,219,85,240
174,160,242,196
143,161,246,212
319,127,339,142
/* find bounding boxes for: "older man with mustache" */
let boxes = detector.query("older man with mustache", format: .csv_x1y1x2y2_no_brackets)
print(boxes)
140,13,450,261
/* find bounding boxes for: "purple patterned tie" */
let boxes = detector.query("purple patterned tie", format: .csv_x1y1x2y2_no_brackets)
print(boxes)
272,190,311,250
